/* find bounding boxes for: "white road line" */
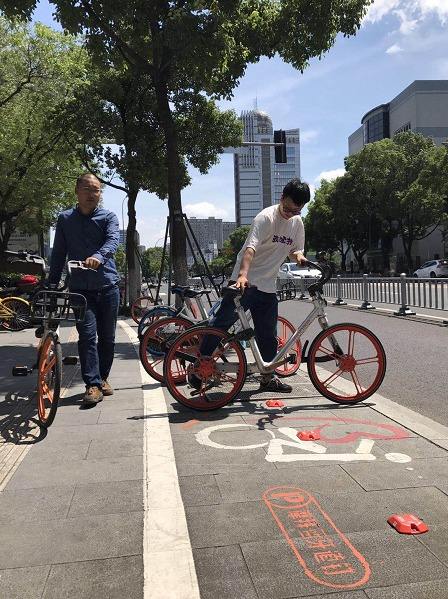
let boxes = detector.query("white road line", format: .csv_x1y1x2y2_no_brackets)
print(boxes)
303,363,448,447
119,321,200,599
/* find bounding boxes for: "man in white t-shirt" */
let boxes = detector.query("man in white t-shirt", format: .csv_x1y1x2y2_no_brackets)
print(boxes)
195,178,310,393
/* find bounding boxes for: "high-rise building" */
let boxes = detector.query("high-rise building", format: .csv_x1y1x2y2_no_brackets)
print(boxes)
233,109,301,226
186,217,237,266
222,221,237,242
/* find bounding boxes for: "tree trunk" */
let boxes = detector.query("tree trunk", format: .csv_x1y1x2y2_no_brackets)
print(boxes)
125,188,140,305
0,218,15,255
401,236,414,274
152,59,187,287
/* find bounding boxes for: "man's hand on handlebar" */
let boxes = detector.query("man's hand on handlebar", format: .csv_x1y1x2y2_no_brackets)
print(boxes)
84,256,101,269
235,273,249,292
291,251,308,266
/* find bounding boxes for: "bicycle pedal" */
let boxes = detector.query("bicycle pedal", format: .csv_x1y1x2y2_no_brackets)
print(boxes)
12,365,32,376
63,356,78,365
288,353,298,364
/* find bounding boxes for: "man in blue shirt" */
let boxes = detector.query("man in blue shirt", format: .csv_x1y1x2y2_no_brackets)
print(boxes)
49,173,120,406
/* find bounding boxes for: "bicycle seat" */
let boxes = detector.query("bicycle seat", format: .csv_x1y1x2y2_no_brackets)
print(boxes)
221,286,242,299
171,285,213,299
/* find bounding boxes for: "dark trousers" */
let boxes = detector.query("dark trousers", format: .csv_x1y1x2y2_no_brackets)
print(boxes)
73,285,120,388
202,287,278,362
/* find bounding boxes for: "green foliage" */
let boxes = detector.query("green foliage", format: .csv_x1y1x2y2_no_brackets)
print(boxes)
0,0,372,282
114,244,126,274
141,247,165,280
0,17,88,251
208,225,250,273
310,132,448,272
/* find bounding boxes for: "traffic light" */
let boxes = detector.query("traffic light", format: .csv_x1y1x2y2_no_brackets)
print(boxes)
274,129,287,163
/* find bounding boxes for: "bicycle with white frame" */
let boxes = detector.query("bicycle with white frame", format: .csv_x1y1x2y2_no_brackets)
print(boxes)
162,261,387,411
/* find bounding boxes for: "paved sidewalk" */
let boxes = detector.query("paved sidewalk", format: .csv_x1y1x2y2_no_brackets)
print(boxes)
1,319,448,598
0,322,144,598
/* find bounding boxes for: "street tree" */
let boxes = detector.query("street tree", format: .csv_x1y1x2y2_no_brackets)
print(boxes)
0,18,88,253
304,179,346,266
0,0,373,283
345,133,447,272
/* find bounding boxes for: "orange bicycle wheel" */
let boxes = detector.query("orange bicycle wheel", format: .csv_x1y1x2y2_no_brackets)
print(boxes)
307,323,386,404
139,316,192,382
275,316,302,377
164,326,247,411
37,331,62,427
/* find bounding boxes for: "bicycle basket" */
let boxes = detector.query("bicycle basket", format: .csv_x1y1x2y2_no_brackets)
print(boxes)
32,291,87,323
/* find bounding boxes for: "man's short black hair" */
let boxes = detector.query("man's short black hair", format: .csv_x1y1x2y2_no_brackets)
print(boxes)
282,178,310,207
75,173,101,189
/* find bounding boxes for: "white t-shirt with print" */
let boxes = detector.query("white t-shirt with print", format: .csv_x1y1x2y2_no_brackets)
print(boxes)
231,204,305,293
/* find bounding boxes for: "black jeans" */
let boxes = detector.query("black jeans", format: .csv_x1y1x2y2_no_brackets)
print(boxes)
202,287,278,361
72,285,120,388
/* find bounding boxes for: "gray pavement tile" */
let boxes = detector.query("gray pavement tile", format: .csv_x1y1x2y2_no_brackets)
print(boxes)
193,545,258,599
311,486,448,535
86,435,143,459
179,474,222,505
42,555,143,599
169,415,249,435
68,480,143,517
49,406,101,428
341,457,448,491
365,580,448,599
14,440,90,462
215,466,363,503
97,409,145,425
0,565,50,599
0,486,75,524
0,511,142,569
375,437,448,459
36,422,143,443
290,594,368,599
241,529,448,599
417,524,448,566
97,397,143,410
176,460,276,476
186,501,285,548
6,455,143,490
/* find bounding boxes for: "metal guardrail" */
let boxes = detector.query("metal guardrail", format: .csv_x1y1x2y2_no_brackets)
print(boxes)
277,274,448,314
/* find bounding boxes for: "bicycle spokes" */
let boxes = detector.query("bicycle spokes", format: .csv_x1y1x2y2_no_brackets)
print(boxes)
164,327,247,411
307,323,386,404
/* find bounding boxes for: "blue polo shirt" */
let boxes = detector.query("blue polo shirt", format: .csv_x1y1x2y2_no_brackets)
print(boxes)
49,206,120,291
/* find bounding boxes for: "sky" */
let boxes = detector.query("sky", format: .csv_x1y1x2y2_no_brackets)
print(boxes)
31,0,448,247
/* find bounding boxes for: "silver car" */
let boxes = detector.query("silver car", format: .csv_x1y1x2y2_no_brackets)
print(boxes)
413,259,448,278
278,262,321,280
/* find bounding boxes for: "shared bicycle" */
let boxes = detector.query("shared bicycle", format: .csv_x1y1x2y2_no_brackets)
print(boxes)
161,261,387,411
8,250,93,427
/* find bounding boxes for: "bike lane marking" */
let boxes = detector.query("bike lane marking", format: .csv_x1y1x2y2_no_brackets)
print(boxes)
303,363,448,446
119,321,200,599
195,420,412,463
263,486,371,590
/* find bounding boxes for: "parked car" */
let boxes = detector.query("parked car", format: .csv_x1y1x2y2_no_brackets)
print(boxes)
413,259,448,278
278,262,321,280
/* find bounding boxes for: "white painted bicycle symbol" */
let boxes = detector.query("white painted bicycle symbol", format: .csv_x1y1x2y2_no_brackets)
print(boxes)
195,423,412,464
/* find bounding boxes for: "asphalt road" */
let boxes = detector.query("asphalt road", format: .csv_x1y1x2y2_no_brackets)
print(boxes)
279,298,448,427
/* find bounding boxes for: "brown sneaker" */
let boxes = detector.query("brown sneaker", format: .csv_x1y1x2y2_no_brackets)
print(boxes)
101,380,114,396
82,386,103,406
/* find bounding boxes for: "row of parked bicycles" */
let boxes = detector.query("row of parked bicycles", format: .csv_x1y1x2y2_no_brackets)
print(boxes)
0,272,41,331
134,261,387,411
